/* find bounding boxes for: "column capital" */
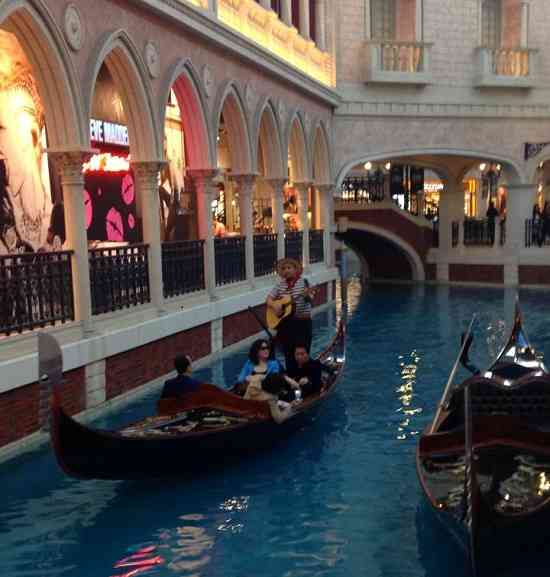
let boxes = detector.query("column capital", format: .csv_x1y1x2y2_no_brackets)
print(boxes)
265,177,288,187
316,183,335,195
187,168,221,181
230,173,259,186
49,148,97,184
294,181,313,193
131,160,166,181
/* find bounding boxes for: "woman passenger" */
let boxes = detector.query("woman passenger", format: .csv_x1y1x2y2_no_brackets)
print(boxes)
260,374,299,424
238,339,299,400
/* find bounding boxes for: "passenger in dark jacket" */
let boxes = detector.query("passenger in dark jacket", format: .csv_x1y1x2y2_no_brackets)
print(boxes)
161,354,201,398
286,344,329,397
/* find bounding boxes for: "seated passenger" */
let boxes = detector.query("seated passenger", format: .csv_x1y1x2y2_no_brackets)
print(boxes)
161,354,201,399
286,344,329,397
239,339,299,400
260,374,299,424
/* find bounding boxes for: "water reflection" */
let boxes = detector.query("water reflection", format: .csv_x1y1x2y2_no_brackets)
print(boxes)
111,545,164,577
395,350,423,440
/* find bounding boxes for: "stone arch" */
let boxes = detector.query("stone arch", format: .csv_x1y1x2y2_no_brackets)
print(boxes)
339,220,425,281
254,98,284,178
526,148,550,185
159,58,212,169
311,122,331,184
336,147,526,190
85,29,160,161
286,111,310,182
0,0,84,147
213,81,252,174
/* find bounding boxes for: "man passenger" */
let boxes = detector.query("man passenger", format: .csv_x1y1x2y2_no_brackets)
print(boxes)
160,354,201,398
287,344,328,397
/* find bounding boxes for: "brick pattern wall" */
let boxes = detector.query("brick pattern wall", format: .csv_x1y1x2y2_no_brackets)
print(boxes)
0,367,85,449
449,264,504,284
223,304,268,348
105,323,211,400
518,266,550,285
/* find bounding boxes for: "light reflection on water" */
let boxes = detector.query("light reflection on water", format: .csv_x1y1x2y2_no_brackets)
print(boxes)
2,284,550,577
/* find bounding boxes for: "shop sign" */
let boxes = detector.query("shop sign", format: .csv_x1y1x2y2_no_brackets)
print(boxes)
90,118,129,147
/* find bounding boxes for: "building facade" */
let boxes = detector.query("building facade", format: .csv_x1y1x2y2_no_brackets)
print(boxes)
0,0,339,458
332,0,550,285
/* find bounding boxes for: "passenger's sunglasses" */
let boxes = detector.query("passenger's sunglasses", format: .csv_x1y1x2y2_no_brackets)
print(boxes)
259,345,270,350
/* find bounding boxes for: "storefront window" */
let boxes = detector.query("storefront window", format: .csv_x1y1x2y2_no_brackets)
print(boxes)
464,179,477,218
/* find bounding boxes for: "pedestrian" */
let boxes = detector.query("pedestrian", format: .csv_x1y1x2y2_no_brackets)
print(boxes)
486,201,498,245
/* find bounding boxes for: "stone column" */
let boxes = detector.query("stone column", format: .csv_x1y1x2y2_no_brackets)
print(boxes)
315,0,326,50
318,184,334,267
505,184,535,284
50,150,94,335
266,178,287,260
299,0,310,39
132,161,166,313
295,181,311,268
260,0,271,9
233,174,257,286
188,169,219,298
415,0,423,42
281,0,292,26
520,2,529,49
208,0,218,15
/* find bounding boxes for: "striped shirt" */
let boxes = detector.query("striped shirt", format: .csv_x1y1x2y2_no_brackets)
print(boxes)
269,277,312,318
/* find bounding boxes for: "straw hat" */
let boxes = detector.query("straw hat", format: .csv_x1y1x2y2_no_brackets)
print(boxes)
276,257,303,276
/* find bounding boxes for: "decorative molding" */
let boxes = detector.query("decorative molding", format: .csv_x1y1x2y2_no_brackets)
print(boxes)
202,65,214,98
144,42,160,79
524,142,550,161
336,100,550,119
278,99,286,123
244,83,257,114
64,4,84,51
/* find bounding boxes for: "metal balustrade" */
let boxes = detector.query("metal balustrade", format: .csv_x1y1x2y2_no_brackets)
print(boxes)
0,251,74,336
525,219,550,247
89,244,150,315
162,240,205,298
432,221,439,248
253,234,277,277
452,222,459,247
214,236,246,286
309,229,324,264
463,219,505,247
339,176,385,203
284,231,303,262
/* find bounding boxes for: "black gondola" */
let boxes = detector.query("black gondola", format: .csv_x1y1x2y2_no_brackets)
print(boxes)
417,304,550,574
48,323,345,480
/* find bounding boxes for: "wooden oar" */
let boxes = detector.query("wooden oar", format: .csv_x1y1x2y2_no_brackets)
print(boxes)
38,333,63,432
429,314,477,434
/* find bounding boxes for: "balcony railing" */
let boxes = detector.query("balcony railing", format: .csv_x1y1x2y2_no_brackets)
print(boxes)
525,219,550,247
339,176,385,203
218,0,335,87
309,229,324,264
215,236,246,286
463,219,505,247
89,244,150,315
253,234,277,277
475,47,536,88
162,240,205,298
366,41,433,84
432,220,439,248
285,231,303,262
0,251,74,337
452,221,459,247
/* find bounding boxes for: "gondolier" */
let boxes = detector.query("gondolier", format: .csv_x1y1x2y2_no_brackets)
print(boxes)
266,258,316,373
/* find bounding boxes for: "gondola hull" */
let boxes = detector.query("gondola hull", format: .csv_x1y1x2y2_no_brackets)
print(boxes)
50,325,345,480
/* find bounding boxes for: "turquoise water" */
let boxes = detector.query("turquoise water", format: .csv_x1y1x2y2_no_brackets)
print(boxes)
1,282,550,577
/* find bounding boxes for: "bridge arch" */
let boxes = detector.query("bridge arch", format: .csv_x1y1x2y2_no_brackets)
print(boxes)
335,147,527,190
338,220,425,282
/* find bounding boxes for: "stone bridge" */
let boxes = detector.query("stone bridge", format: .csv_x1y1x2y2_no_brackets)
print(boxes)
335,201,434,282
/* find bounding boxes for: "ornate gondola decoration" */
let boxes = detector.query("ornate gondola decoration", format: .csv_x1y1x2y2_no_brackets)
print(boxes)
417,303,550,574
48,323,345,480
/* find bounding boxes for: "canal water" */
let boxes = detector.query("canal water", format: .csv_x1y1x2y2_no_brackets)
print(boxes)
1,281,550,577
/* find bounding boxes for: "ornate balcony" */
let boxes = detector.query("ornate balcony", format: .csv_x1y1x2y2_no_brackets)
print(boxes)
366,41,433,85
218,0,335,87
475,47,537,88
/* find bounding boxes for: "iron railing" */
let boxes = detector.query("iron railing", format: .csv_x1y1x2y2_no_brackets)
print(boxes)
463,219,505,247
525,219,550,247
89,244,150,315
432,220,439,248
285,231,303,262
0,251,74,336
452,222,459,247
253,234,277,277
309,229,324,263
339,175,385,203
215,236,246,286
162,240,205,298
